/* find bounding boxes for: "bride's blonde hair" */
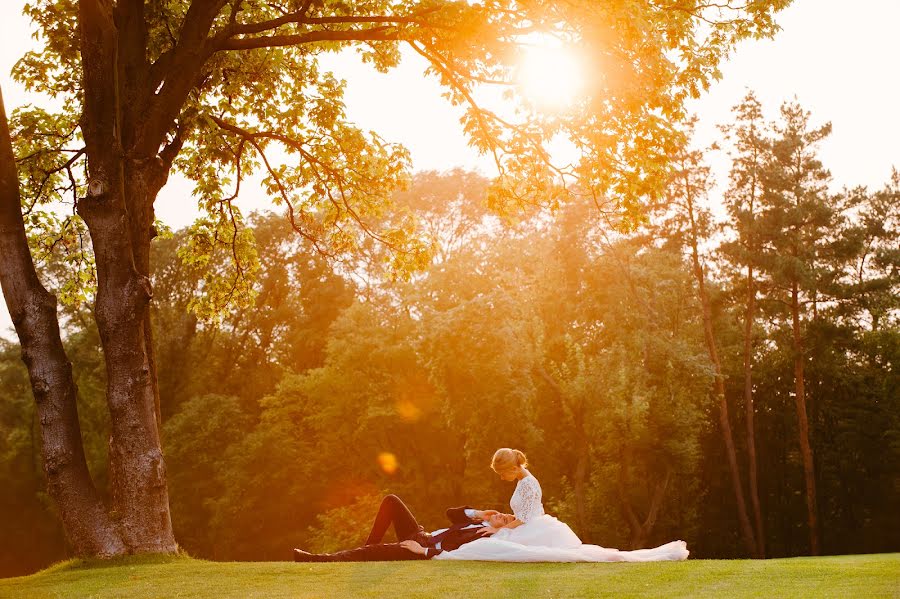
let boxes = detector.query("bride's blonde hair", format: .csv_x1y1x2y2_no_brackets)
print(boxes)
491,448,528,474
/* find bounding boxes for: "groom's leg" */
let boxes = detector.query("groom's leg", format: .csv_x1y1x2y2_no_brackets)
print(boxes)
365,495,423,545
306,543,429,562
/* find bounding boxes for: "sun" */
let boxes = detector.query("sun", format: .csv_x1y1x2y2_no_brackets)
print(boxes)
515,41,586,111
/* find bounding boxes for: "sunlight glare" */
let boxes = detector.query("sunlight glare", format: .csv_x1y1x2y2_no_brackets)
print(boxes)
516,42,585,111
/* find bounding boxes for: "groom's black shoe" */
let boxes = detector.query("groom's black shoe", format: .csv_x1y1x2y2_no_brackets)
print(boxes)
293,548,328,562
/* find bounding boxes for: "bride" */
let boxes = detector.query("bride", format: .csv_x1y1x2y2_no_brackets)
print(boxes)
434,448,689,563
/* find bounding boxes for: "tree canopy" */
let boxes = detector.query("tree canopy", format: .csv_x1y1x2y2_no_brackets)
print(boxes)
13,0,791,315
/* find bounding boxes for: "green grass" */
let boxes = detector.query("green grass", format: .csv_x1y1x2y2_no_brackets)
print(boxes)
1,553,898,599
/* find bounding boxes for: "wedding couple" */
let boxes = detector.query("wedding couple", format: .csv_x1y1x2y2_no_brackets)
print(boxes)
293,448,689,563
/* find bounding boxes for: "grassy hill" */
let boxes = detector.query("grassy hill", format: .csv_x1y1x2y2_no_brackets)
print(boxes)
1,553,897,598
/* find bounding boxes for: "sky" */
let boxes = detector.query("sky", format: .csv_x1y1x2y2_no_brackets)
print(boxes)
1,0,899,339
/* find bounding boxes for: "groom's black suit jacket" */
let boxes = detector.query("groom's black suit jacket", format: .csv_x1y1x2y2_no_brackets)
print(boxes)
421,506,491,557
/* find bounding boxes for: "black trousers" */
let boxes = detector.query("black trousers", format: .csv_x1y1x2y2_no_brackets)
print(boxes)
313,495,430,562
365,494,426,545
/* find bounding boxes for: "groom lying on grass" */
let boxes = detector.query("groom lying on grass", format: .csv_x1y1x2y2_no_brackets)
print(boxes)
293,494,513,562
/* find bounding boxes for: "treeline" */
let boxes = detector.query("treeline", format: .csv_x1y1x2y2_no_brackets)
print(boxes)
1,95,897,576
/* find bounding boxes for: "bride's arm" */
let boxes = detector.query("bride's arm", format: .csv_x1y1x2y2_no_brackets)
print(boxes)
487,518,523,540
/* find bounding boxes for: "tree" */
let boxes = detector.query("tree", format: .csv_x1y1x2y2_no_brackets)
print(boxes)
162,394,250,558
1,0,792,556
757,100,839,554
150,211,355,420
413,234,546,486
661,124,759,556
1,87,128,556
574,242,710,550
206,300,445,560
391,168,492,264
719,91,769,557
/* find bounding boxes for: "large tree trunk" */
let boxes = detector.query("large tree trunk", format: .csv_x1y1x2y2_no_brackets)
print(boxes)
791,282,819,555
76,0,176,553
75,190,176,552
124,159,171,431
0,87,127,557
742,265,765,558
683,187,757,556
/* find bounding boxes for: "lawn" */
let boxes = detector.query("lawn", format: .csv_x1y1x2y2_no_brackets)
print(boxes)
1,553,897,598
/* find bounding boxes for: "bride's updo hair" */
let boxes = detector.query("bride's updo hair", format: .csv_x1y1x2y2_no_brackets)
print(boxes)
491,448,528,474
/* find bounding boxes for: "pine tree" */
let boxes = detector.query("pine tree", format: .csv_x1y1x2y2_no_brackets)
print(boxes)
719,91,769,557
757,100,835,555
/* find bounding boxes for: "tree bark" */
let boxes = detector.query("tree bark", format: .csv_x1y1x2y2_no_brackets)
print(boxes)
124,159,170,431
791,281,819,555
0,87,127,557
77,0,176,553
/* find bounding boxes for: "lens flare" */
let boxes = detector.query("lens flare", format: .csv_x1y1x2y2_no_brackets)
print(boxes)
395,399,423,422
377,452,398,475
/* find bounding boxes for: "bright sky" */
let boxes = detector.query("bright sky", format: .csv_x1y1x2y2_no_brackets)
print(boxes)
1,0,898,339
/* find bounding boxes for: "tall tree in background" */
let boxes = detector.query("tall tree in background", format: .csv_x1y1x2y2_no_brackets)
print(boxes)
720,92,769,557
593,244,710,550
758,101,835,555
663,127,758,556
1,0,791,557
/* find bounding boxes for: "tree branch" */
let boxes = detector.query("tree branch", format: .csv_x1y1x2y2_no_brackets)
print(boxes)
208,115,335,257
207,114,418,258
229,9,442,37
139,0,229,156
219,27,404,51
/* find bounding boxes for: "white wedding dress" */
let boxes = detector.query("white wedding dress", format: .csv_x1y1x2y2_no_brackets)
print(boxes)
434,469,689,563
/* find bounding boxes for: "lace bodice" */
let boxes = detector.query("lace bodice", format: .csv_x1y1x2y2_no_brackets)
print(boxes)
510,470,545,523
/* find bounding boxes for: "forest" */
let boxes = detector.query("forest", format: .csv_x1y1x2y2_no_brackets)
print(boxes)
2,92,897,577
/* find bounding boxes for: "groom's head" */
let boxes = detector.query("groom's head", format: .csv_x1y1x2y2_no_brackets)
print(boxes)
486,513,515,528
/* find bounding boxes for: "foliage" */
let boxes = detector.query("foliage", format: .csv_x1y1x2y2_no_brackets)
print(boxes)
7,0,792,318
305,493,384,553
163,394,252,558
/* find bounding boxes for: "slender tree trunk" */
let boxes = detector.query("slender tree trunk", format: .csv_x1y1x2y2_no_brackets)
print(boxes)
0,87,127,557
683,188,757,556
743,265,765,558
791,282,819,555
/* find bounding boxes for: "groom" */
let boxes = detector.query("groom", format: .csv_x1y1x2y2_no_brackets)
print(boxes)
293,494,513,561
